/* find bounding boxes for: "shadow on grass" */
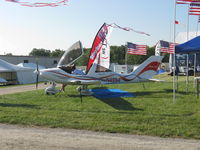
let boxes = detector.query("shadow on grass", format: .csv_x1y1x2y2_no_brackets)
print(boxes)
67,94,141,111
132,88,193,98
68,86,142,111
96,97,142,111
0,103,38,109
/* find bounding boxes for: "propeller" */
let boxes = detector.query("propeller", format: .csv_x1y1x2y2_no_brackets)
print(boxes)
35,59,39,89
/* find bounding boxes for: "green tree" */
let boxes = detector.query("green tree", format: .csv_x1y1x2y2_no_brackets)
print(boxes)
110,45,126,64
29,48,51,57
51,49,65,57
5,53,13,56
75,48,90,66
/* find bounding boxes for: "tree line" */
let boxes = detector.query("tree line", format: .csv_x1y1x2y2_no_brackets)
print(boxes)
29,46,169,65
29,48,65,57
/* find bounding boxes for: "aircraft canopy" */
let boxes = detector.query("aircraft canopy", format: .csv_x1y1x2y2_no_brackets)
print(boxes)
57,41,83,67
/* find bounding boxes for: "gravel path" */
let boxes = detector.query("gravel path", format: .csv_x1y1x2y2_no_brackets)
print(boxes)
0,124,199,150
0,83,50,95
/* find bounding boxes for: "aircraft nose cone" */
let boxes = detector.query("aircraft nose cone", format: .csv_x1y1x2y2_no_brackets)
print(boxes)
33,70,38,74
39,69,51,80
39,70,45,76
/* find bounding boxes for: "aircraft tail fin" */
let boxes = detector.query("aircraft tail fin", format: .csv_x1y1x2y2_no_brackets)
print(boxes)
131,56,163,80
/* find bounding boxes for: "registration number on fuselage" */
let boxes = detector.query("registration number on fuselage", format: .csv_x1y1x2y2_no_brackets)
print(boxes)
102,78,121,83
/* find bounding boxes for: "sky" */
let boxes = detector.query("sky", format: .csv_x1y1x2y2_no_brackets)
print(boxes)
0,0,199,55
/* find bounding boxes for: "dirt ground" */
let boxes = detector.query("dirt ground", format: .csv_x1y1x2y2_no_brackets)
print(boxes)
0,123,199,150
0,83,51,95
0,85,200,149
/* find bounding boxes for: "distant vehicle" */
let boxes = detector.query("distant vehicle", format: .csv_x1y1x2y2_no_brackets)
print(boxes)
176,53,200,76
0,77,7,85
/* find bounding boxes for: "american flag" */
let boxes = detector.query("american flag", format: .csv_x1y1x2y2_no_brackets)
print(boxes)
191,0,200,2
127,42,147,55
159,40,175,54
177,0,200,4
168,43,175,54
189,3,200,15
190,2,200,6
176,0,192,4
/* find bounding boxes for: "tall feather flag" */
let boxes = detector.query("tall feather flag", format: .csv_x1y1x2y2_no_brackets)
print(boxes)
86,23,150,73
127,42,147,55
86,23,113,73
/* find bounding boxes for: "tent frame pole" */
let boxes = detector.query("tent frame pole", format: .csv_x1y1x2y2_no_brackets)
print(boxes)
186,54,189,93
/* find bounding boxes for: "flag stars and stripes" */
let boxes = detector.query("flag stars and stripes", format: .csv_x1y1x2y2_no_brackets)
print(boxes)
127,42,147,55
158,40,175,54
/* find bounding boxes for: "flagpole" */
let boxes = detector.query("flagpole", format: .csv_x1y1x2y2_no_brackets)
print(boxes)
186,4,190,93
173,0,177,102
187,4,190,41
196,16,200,36
194,53,197,77
125,43,128,65
196,18,199,36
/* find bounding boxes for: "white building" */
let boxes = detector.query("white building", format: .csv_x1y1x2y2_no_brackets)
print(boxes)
0,55,61,68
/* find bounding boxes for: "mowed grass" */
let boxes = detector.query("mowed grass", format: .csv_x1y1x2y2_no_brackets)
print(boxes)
0,73,200,139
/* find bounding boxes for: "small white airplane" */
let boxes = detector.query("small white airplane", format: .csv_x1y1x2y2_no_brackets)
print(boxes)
37,23,163,95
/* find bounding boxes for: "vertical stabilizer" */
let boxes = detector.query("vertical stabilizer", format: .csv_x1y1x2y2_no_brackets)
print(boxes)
131,56,163,79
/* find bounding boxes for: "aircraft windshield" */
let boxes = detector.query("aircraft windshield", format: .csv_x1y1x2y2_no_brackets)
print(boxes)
57,41,83,67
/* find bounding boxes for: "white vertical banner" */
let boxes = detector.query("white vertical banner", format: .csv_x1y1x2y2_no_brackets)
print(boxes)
155,41,161,56
99,24,113,69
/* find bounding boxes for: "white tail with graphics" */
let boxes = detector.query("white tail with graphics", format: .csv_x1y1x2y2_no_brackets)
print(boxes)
130,56,163,80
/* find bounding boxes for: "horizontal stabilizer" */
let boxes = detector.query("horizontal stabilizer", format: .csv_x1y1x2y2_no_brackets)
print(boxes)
149,78,165,82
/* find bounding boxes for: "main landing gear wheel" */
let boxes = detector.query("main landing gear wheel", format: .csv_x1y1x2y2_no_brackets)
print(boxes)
45,82,59,95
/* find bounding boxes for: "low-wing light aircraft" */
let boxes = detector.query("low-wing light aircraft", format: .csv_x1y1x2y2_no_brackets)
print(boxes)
37,23,163,95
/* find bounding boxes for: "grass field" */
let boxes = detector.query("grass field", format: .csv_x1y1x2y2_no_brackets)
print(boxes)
0,73,200,139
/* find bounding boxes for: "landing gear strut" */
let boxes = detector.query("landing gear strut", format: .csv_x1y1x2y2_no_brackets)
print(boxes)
77,85,93,96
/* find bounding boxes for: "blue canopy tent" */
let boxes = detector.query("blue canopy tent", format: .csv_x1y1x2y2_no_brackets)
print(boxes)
175,36,200,75
176,36,200,54
175,36,200,93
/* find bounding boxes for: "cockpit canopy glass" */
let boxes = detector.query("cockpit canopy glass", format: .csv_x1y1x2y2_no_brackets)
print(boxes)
57,41,83,67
